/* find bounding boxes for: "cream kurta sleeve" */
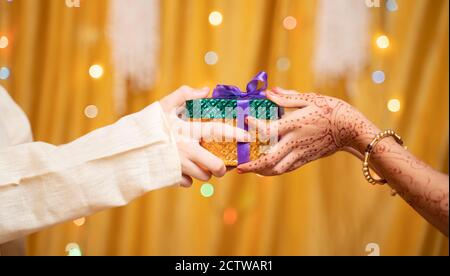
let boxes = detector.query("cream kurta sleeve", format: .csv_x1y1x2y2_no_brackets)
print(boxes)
0,102,182,244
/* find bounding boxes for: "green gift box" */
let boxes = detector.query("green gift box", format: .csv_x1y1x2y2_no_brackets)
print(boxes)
185,72,283,166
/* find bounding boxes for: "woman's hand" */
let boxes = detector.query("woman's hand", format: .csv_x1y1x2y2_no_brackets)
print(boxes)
237,87,379,176
160,86,250,187
237,87,449,236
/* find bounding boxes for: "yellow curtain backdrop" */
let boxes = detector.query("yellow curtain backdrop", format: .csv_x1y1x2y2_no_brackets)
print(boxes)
0,0,447,255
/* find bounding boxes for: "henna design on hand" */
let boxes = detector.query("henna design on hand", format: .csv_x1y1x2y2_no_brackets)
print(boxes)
370,139,449,228
238,88,378,176
237,88,449,235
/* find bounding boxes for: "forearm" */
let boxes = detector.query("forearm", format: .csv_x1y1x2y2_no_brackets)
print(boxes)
350,129,449,236
237,89,449,235
0,102,182,243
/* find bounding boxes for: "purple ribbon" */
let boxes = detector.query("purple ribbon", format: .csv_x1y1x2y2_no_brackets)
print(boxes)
212,71,268,165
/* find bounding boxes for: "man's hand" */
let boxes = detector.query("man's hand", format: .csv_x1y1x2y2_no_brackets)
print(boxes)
160,86,250,187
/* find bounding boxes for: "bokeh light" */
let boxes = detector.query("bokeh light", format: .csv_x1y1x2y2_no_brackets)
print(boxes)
386,0,399,12
0,36,9,49
276,57,291,71
223,208,238,225
204,51,219,65
387,99,401,113
65,243,82,256
283,16,297,30
200,183,214,198
209,11,223,26
89,64,104,79
0,67,10,80
372,70,386,84
73,217,86,227
376,35,390,49
84,105,98,118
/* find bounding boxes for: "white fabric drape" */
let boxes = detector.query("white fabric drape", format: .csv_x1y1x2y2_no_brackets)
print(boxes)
313,0,371,94
108,0,160,114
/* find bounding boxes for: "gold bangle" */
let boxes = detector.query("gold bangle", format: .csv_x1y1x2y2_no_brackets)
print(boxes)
363,130,404,186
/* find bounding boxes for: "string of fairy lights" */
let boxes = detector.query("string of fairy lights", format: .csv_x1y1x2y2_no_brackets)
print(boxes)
0,0,401,256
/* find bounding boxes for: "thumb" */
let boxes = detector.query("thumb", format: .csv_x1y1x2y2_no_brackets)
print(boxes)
266,88,313,108
161,86,210,111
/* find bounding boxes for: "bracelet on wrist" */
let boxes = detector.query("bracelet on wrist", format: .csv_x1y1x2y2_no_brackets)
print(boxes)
363,130,404,196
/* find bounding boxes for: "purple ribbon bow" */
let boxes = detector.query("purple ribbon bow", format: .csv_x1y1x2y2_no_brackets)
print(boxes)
212,71,268,165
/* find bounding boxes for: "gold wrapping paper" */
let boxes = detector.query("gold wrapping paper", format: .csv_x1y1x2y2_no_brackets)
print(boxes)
196,118,271,167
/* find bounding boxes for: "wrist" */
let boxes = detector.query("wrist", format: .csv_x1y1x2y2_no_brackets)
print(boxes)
330,102,380,154
349,122,381,155
349,124,405,161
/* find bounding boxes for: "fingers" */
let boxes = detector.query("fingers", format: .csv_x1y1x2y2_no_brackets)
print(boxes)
189,121,252,143
246,107,311,138
237,132,300,173
246,116,281,139
160,86,210,112
241,150,303,176
181,155,212,181
179,174,193,188
285,158,310,174
266,151,303,176
184,142,227,178
286,143,336,173
238,133,338,175
266,88,316,108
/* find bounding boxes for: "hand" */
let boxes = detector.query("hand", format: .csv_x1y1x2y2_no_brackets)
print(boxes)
160,86,250,187
237,87,379,176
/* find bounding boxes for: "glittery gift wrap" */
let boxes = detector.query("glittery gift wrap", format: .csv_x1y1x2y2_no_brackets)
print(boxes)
185,98,282,166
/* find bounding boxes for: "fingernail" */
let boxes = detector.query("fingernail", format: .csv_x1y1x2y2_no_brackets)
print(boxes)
272,87,281,93
273,87,291,95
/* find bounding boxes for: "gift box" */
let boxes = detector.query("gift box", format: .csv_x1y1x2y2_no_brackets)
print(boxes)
185,72,283,166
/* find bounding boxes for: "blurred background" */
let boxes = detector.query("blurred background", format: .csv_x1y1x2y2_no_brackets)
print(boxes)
0,0,448,256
